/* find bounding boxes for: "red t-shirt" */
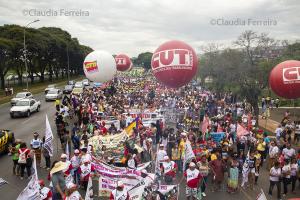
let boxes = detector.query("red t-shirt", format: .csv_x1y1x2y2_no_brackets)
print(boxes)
184,168,202,188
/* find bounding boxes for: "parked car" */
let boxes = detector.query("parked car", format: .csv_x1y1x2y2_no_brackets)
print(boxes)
44,84,56,94
10,98,41,118
82,79,90,86
74,81,84,88
63,85,74,94
72,87,83,95
68,80,75,86
0,130,15,154
10,92,33,106
45,89,63,101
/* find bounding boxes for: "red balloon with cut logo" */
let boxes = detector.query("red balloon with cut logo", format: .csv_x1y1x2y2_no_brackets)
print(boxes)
269,60,300,99
115,54,132,71
151,40,198,88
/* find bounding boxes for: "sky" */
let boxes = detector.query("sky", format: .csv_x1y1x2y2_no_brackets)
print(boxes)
0,0,299,57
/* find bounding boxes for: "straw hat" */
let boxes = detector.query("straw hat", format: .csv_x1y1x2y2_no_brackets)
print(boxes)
50,161,67,175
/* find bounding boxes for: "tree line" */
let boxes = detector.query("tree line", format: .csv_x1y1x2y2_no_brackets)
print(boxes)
0,24,93,89
199,30,300,117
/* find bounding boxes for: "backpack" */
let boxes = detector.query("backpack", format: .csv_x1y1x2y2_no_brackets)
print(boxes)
18,149,27,164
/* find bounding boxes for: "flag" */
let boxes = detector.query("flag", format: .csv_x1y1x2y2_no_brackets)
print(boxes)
0,178,8,188
256,189,267,200
125,117,138,136
201,116,209,139
183,140,196,171
17,155,40,200
44,115,54,157
66,142,70,160
236,123,249,138
85,176,93,200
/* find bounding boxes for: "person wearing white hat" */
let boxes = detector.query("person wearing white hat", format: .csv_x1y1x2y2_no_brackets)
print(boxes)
184,162,202,200
60,153,72,176
110,181,130,200
78,158,96,190
65,182,83,200
156,143,167,165
161,155,177,184
70,149,81,185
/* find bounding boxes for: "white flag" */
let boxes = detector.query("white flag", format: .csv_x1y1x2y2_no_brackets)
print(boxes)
17,155,40,200
44,115,54,157
183,140,196,171
256,189,267,200
66,142,70,160
85,176,93,200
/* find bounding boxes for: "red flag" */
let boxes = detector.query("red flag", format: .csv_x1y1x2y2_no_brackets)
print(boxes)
237,123,249,138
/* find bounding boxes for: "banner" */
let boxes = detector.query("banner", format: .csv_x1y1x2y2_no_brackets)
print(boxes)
237,123,249,138
128,175,155,200
210,132,225,143
17,155,40,200
44,115,54,156
85,176,93,200
158,184,177,194
183,140,196,171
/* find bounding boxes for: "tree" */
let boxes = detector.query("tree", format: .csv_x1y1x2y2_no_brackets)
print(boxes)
0,38,14,89
136,52,153,70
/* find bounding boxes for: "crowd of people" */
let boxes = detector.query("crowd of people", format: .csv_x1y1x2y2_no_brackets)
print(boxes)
9,74,300,200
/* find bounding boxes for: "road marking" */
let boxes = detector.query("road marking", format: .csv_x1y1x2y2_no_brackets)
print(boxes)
21,116,37,124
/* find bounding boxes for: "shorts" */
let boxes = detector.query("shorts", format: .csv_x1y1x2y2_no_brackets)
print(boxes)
186,186,198,197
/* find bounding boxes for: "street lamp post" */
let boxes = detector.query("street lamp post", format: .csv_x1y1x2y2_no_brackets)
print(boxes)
23,19,40,90
67,45,70,81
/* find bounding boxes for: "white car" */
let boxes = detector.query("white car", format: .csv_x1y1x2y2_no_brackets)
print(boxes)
10,98,41,118
45,84,56,94
45,89,63,101
10,92,33,106
74,81,84,88
82,79,89,86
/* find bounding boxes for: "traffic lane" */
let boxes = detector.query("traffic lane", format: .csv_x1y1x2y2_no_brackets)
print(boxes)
0,101,60,200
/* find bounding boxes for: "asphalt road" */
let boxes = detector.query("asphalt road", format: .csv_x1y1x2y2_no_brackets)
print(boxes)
0,93,299,200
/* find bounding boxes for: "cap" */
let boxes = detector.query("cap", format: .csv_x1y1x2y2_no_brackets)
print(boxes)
164,155,169,160
117,181,124,187
147,138,153,142
38,179,45,186
159,144,164,147
66,182,77,189
33,132,39,136
60,154,67,159
83,158,90,163
74,149,80,154
189,162,196,167
181,132,187,136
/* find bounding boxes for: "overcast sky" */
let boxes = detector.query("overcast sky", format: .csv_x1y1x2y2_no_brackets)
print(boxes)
0,0,299,57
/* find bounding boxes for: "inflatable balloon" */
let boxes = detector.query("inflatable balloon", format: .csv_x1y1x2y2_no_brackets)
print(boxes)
269,60,300,99
151,40,198,88
115,54,132,71
83,50,116,82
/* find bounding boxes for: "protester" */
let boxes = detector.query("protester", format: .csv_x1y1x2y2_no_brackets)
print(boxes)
39,179,52,200
110,181,129,200
50,161,67,200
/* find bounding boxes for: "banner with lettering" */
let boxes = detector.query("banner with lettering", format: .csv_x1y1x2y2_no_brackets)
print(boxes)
210,132,225,143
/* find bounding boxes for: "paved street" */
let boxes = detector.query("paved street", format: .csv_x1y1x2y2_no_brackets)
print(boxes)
0,95,299,199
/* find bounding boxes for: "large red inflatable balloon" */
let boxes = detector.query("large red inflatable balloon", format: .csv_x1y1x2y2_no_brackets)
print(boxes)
151,40,198,88
269,60,300,99
115,54,132,71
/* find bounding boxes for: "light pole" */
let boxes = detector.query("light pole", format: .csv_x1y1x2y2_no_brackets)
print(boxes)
23,19,40,90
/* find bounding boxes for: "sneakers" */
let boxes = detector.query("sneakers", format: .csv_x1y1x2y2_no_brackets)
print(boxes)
202,192,206,197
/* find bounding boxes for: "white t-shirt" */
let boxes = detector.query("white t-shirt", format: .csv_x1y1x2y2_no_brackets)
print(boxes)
282,148,296,159
157,150,167,163
282,164,291,178
291,163,298,176
270,167,281,182
269,146,279,158
275,128,282,138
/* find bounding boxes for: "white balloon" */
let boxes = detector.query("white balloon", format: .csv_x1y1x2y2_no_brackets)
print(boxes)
83,50,116,82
